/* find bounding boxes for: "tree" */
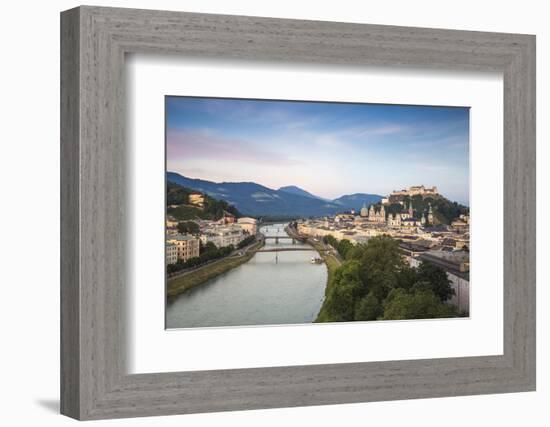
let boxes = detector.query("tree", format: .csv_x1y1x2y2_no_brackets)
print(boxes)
315,234,461,323
324,261,365,321
177,221,199,235
344,244,366,261
361,236,405,274
384,203,404,217
167,182,241,221
166,182,190,205
395,264,418,291
416,261,455,302
354,291,383,321
337,239,353,259
323,235,338,248
201,241,218,255
359,235,405,301
237,235,256,249
382,288,456,320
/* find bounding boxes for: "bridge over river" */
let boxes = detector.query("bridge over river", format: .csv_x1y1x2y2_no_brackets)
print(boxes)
256,231,327,255
262,235,305,244
166,222,328,329
256,247,327,253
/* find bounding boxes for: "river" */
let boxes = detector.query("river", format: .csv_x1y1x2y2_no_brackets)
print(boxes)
166,223,327,329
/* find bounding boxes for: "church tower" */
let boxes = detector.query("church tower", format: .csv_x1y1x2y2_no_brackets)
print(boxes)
360,202,368,217
408,200,414,217
427,203,434,224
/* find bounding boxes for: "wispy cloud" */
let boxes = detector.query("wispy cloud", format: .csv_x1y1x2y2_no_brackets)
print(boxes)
165,97,470,202
349,124,407,137
167,129,302,166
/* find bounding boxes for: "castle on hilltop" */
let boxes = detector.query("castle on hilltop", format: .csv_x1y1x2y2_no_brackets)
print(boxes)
388,185,438,204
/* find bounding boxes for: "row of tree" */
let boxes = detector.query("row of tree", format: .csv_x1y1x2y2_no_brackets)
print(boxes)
318,235,458,322
323,235,354,259
167,235,257,274
237,235,256,249
176,221,200,235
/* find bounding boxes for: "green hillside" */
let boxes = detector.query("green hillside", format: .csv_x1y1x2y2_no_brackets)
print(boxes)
167,182,241,221
372,194,468,225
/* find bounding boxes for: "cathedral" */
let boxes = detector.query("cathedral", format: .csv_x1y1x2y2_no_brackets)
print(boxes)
387,201,434,228
359,202,386,223
359,200,434,228
368,204,386,223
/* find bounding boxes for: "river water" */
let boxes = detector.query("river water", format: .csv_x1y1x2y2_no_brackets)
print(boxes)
166,223,327,329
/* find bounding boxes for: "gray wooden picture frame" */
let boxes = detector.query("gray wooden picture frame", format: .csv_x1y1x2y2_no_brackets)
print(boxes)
60,5,536,421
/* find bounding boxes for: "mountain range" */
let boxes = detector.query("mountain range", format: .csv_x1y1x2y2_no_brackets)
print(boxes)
167,172,382,217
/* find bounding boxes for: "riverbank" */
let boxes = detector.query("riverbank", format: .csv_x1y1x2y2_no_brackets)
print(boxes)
284,226,342,322
311,240,342,322
167,239,264,299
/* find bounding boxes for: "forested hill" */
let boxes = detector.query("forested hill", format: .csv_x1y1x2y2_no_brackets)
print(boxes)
167,182,241,221
374,194,469,225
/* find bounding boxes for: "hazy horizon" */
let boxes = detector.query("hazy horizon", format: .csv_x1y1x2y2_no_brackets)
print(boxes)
166,96,470,203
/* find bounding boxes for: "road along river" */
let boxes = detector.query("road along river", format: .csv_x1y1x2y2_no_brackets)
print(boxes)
166,223,327,329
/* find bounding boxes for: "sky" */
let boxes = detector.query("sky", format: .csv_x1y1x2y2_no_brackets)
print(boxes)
166,96,469,203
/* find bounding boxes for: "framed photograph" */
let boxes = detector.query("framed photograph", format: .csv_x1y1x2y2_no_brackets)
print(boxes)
164,96,471,329
61,6,536,420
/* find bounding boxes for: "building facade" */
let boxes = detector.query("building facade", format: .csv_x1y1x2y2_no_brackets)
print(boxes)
166,242,178,265
167,234,200,262
166,217,179,235
387,213,402,228
200,225,246,248
368,204,386,223
388,185,439,203
188,193,204,207
409,251,470,315
391,185,438,197
218,211,236,225
237,217,258,235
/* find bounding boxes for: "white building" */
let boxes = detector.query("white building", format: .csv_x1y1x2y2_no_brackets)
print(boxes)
166,217,179,235
237,217,258,235
166,242,178,265
166,234,200,262
200,225,246,248
401,217,421,227
387,213,402,228
409,250,470,315
350,235,371,245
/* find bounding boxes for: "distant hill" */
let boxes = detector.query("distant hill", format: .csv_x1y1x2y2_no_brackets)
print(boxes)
166,173,465,223
332,193,384,211
167,172,371,217
278,185,327,201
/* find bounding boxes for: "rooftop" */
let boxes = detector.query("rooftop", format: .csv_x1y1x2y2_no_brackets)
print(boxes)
167,234,198,241
418,250,470,280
